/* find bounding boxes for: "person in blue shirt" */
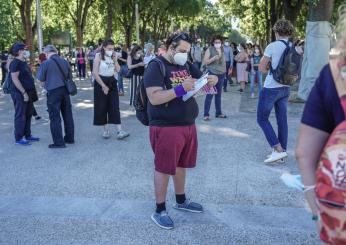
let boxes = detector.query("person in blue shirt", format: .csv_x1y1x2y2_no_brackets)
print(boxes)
36,45,75,148
9,42,40,145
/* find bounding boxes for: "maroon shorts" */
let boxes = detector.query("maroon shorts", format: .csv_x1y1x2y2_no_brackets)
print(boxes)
149,125,198,175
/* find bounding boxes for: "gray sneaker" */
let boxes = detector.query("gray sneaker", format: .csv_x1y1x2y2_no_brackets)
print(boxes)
151,211,174,230
173,199,203,213
117,130,130,140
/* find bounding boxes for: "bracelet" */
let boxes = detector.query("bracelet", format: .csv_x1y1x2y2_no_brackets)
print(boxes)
174,85,187,97
312,215,319,221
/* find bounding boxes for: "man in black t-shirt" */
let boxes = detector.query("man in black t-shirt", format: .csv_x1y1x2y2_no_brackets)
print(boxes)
143,32,218,230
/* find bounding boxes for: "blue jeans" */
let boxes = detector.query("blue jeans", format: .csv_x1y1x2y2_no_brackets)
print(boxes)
257,87,290,150
223,61,231,89
11,90,33,141
204,72,226,117
47,87,74,145
117,65,127,92
250,70,263,95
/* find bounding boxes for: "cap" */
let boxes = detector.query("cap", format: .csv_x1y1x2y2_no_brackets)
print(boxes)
12,43,26,53
43,44,58,53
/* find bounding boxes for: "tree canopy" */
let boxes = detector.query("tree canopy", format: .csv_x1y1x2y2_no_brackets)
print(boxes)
0,0,343,51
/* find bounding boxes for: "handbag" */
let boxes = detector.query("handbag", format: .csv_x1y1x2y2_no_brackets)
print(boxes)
51,57,77,96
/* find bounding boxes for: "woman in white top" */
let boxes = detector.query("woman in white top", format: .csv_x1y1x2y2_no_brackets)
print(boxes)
93,39,129,140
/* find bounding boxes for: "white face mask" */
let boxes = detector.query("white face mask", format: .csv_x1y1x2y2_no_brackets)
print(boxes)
136,53,141,58
115,52,122,57
255,49,260,54
23,50,30,58
173,52,188,66
214,43,222,49
105,50,113,57
224,42,229,46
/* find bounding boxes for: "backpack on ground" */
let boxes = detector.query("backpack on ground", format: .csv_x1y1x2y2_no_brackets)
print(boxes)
2,72,13,94
270,40,302,86
315,57,346,244
134,58,166,126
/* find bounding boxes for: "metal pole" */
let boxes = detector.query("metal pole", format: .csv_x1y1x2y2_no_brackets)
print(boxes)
135,3,139,43
36,0,43,52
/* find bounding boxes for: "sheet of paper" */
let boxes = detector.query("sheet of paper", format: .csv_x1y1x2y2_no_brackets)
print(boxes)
182,73,209,102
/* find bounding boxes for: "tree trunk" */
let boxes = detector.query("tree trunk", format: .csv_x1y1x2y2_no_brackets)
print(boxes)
76,24,83,47
270,0,278,41
298,0,334,100
264,0,270,44
283,0,304,27
105,0,113,39
16,0,35,64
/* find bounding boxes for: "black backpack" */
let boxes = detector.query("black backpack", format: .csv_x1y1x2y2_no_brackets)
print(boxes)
270,40,302,86
134,58,166,126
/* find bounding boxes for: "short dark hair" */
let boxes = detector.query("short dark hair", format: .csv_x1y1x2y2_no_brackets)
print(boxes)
273,19,294,37
165,32,192,50
100,39,115,60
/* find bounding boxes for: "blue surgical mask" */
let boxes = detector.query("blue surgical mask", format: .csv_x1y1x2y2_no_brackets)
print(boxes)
280,173,304,191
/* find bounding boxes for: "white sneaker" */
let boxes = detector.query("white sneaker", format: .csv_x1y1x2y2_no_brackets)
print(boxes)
264,151,288,164
102,130,111,139
251,93,255,98
117,130,130,140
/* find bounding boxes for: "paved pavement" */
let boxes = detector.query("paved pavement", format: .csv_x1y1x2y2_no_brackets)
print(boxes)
0,79,321,244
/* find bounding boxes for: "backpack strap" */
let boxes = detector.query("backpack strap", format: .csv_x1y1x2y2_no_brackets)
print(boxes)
278,39,289,48
330,57,346,115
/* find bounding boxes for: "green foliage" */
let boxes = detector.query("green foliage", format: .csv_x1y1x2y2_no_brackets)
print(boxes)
0,0,24,49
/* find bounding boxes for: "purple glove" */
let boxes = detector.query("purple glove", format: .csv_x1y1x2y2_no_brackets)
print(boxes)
174,85,187,97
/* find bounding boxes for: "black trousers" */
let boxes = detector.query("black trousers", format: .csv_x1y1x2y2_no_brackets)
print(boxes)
1,65,7,85
93,75,121,125
130,75,142,106
47,86,75,145
11,90,33,141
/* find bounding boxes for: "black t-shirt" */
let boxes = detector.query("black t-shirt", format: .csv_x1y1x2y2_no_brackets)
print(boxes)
9,58,35,91
143,56,203,126
132,57,145,76
118,51,128,66
301,64,344,134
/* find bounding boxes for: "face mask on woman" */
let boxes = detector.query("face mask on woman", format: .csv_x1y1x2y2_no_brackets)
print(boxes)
214,43,222,49
105,50,113,57
173,52,188,66
255,49,260,54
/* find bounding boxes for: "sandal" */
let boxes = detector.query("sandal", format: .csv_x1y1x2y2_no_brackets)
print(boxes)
216,114,227,119
203,116,210,121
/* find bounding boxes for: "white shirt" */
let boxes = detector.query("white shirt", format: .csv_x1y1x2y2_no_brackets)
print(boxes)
98,54,115,77
263,39,290,88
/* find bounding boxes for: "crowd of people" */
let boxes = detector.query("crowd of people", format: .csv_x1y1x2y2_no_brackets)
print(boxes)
1,7,346,242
